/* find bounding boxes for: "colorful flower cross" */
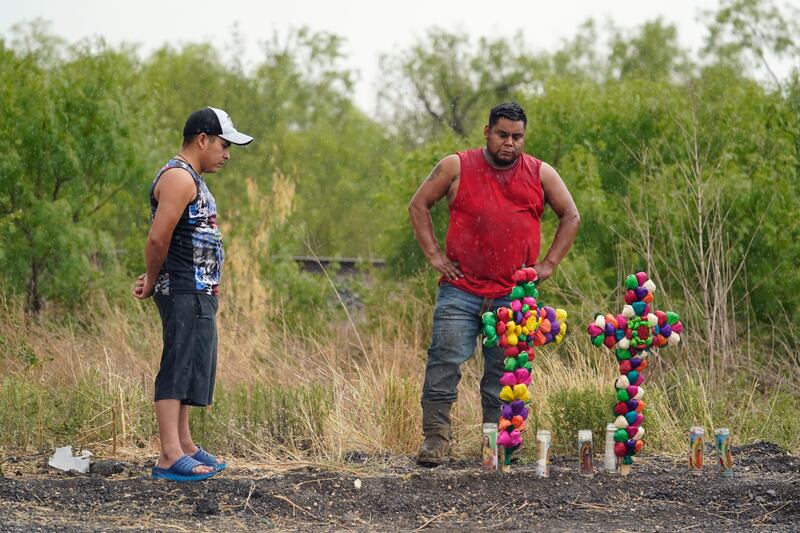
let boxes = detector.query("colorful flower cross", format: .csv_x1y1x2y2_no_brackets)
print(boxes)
482,267,568,466
586,271,683,474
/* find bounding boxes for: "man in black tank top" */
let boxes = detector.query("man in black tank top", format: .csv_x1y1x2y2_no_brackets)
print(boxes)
133,107,252,482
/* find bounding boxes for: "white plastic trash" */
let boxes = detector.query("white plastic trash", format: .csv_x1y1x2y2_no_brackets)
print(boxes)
48,446,92,473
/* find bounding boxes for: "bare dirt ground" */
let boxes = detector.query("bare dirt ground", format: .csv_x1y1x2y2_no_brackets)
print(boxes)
0,442,798,532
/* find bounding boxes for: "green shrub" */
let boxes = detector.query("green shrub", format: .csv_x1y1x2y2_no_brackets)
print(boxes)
548,386,615,455
0,371,146,450
734,389,800,452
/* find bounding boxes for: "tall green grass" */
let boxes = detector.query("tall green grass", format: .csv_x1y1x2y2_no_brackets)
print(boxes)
1,330,798,460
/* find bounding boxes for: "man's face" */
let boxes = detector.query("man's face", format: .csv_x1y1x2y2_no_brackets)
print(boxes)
484,118,525,166
199,134,231,173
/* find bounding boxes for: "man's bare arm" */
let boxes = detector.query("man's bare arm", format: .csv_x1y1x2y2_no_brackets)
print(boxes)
133,168,196,299
407,154,463,279
535,162,580,282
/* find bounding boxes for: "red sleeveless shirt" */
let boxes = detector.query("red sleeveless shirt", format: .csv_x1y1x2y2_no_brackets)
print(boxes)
442,148,544,298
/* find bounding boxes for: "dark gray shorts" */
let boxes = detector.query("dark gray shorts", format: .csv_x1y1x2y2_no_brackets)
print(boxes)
153,293,218,406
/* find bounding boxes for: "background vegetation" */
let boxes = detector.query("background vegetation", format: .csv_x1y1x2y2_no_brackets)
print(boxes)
1,0,798,464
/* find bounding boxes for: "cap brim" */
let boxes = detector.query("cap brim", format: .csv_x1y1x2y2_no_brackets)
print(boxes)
219,131,254,146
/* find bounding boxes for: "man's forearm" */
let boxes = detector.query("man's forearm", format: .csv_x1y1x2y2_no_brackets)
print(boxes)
540,211,580,269
144,237,169,285
408,204,441,259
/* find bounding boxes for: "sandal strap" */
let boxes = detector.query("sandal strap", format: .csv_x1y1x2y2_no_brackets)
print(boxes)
193,446,219,465
170,454,204,475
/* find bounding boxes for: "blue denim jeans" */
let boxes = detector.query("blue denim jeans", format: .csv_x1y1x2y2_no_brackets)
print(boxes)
422,283,513,423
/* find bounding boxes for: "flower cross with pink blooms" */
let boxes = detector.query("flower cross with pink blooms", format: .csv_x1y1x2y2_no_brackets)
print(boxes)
587,271,683,473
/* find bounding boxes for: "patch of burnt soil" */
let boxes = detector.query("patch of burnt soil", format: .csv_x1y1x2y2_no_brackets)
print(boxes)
0,442,798,532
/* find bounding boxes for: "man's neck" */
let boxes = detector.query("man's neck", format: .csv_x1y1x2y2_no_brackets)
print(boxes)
176,150,202,175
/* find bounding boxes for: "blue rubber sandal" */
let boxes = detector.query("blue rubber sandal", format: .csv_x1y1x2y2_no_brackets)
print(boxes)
191,446,227,471
151,454,219,482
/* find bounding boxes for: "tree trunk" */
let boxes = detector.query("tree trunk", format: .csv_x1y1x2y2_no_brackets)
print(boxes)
26,259,42,314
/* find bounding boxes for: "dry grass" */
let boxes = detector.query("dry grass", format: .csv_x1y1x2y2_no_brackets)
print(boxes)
3,276,798,462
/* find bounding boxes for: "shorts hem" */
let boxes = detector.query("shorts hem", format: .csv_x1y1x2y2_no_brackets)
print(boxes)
154,392,211,407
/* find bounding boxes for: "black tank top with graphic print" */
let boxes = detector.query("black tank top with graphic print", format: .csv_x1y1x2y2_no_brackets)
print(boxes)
149,159,224,295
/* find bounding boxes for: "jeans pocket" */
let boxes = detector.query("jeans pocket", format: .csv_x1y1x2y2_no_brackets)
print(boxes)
195,294,218,319
436,284,480,316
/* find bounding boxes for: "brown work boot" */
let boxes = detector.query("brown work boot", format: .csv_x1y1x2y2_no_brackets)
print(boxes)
417,401,452,466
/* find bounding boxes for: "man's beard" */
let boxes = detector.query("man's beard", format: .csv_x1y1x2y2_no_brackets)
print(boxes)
487,149,518,167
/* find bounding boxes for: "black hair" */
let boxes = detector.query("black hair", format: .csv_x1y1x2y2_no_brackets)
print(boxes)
182,133,226,147
488,102,527,129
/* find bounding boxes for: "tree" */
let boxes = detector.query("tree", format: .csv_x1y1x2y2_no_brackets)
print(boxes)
0,25,150,311
704,0,799,85
235,28,399,257
608,18,691,81
378,29,546,143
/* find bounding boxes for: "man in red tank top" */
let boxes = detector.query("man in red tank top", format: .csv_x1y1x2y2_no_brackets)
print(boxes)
408,103,580,466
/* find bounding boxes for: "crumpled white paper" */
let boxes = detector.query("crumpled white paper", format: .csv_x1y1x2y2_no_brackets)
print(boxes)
48,446,92,473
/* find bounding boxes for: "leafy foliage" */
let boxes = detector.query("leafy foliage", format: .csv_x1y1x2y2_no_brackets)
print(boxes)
0,27,150,310
548,387,615,454
1,4,798,339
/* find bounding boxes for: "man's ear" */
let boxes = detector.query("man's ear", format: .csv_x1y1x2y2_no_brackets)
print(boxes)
196,132,208,150
483,125,490,139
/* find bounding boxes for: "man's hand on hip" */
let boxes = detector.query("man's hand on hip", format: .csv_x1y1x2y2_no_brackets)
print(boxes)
429,251,463,280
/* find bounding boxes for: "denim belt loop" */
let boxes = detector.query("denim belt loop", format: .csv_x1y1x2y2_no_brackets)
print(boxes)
479,297,495,316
